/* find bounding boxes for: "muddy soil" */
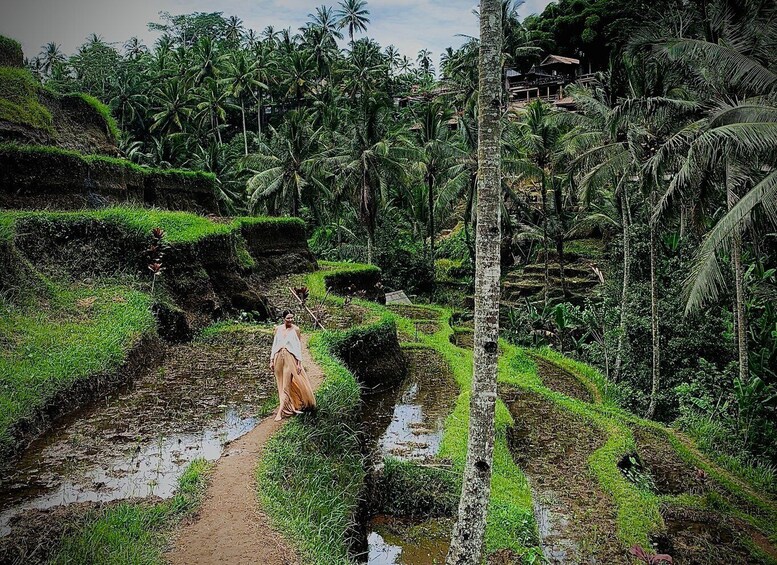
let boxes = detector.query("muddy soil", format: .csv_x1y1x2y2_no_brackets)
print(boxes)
503,387,627,564
631,427,711,496
527,354,592,403
0,329,274,538
365,515,452,564
386,305,440,321
449,329,473,350
654,505,776,565
362,348,457,464
633,426,777,563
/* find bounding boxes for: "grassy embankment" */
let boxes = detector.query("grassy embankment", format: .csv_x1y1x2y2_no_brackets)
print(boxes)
257,261,777,563
51,458,212,564
0,208,302,455
256,262,541,563
522,346,777,562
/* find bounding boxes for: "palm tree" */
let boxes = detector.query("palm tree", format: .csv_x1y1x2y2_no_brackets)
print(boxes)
225,16,244,44
512,99,564,304
413,101,459,267
244,109,325,216
150,78,193,134
110,75,148,132
306,5,343,41
277,49,317,106
651,5,777,384
566,82,635,382
223,52,265,155
416,48,434,78
124,37,148,59
38,42,65,76
194,77,230,144
337,93,413,263
335,0,371,43
447,0,502,562
190,36,222,86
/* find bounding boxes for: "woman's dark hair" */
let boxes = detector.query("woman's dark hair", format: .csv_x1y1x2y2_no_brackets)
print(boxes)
281,309,293,319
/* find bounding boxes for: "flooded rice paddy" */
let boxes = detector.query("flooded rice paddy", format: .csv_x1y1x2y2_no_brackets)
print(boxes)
0,329,274,536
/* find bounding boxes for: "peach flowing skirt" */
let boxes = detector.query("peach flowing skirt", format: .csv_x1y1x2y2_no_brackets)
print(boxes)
274,348,316,417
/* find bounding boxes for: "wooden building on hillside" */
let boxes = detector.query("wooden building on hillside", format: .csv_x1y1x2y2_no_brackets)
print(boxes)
506,54,595,109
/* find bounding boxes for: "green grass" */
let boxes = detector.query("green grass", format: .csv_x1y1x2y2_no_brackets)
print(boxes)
0,142,216,182
0,215,14,242
0,68,53,132
61,92,120,141
1,207,308,248
0,281,155,453
52,458,212,565
2,207,231,244
527,347,777,555
563,238,604,259
231,215,306,230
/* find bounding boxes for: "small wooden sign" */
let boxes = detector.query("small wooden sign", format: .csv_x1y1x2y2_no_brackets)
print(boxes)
385,290,412,305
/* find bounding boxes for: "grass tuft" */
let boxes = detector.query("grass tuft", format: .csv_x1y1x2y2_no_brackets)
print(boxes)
0,68,53,132
52,458,212,564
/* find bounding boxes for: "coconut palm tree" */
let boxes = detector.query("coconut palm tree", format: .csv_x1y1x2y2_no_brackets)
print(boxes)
223,51,265,155
447,0,502,561
150,78,193,134
512,99,565,304
413,100,460,266
650,2,777,384
38,42,65,76
244,109,326,216
306,5,344,42
225,16,244,44
335,0,371,44
336,93,414,263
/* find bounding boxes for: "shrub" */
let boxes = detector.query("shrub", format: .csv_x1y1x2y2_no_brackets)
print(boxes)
0,35,23,68
0,68,53,132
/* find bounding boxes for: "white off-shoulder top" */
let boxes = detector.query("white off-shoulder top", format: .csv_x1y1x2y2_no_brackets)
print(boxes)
271,324,303,362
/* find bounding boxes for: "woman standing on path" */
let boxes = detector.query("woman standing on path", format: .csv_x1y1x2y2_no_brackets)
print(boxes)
270,310,316,421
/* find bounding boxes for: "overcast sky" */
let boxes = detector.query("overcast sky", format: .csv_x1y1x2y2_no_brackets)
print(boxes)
0,0,553,68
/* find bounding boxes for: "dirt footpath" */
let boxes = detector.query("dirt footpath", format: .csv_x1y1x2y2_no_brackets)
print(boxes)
167,334,323,565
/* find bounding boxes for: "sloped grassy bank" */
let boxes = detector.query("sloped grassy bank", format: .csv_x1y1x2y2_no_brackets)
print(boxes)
256,263,541,564
257,262,777,564
519,347,777,563
0,208,314,460
0,144,220,213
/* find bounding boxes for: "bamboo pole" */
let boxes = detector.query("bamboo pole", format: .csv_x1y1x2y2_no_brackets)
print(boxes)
289,287,326,330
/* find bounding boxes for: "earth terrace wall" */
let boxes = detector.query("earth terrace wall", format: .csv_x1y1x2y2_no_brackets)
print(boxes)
3,211,316,331
0,144,220,214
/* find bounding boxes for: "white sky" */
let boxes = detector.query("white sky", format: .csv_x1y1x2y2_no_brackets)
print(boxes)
0,0,553,67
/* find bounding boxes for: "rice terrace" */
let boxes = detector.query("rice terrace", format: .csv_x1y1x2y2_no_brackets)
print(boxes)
0,0,776,563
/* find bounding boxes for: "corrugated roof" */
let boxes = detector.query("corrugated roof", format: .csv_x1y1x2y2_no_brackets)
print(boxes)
540,54,580,66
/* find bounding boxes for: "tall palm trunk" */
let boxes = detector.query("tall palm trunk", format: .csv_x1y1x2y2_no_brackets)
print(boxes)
367,230,374,264
241,99,249,156
428,173,435,268
645,186,661,419
446,0,502,562
727,166,749,383
554,176,567,297
614,189,631,382
540,167,550,305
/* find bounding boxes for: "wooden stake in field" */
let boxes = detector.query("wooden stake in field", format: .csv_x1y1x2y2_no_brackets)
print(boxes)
289,287,327,330
446,0,502,563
